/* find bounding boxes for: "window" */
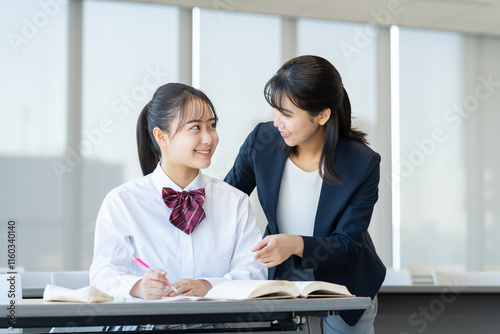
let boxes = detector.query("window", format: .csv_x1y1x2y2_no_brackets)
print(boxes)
399,28,466,268
297,18,378,140
80,0,180,268
198,9,281,179
2,1,499,272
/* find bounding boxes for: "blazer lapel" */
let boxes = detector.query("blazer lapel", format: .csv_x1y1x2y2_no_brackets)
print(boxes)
313,141,344,237
257,147,286,235
313,182,343,236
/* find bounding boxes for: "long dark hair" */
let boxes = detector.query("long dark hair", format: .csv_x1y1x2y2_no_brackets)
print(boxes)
136,83,217,176
264,55,367,184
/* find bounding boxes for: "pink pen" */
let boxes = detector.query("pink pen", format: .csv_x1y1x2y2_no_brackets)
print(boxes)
132,257,179,293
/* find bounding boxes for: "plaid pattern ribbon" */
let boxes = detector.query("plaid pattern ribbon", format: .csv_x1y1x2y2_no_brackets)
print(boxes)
162,187,206,235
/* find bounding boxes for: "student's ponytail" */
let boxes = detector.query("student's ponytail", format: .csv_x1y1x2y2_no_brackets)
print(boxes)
137,101,160,176
136,83,218,176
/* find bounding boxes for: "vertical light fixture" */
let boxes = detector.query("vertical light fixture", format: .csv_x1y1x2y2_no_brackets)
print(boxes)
192,7,200,88
390,25,401,271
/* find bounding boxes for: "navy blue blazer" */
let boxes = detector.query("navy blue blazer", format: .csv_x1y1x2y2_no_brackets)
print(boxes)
225,122,386,326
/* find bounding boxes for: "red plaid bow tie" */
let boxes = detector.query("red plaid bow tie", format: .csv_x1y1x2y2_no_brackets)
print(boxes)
162,187,206,235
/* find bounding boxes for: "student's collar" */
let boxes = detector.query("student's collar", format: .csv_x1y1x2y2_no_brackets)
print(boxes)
151,163,204,194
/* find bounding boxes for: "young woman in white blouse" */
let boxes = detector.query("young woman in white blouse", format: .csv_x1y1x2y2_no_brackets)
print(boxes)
90,83,267,300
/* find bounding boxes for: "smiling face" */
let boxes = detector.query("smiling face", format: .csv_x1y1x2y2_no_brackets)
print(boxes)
154,98,219,186
272,95,328,150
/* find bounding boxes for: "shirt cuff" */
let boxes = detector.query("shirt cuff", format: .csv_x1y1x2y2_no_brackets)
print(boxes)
198,277,226,289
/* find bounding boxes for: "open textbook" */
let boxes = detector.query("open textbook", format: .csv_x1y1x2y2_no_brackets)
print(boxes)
204,280,354,300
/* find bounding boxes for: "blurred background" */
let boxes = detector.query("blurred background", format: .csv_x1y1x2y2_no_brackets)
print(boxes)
1,0,499,274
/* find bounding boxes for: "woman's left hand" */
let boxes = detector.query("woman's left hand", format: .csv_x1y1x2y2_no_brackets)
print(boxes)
251,234,304,268
163,278,212,297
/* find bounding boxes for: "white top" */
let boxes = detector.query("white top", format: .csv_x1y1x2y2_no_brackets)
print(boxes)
276,159,323,237
90,164,267,298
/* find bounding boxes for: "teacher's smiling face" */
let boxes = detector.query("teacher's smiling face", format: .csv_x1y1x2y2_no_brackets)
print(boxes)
272,96,329,149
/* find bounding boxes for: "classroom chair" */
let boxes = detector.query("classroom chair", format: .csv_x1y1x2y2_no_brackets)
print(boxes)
1,273,22,299
485,265,500,271
20,271,52,288
432,270,500,286
0,266,25,274
382,268,412,286
407,264,465,285
50,270,90,289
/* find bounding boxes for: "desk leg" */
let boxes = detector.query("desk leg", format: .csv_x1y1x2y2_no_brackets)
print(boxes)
304,316,323,334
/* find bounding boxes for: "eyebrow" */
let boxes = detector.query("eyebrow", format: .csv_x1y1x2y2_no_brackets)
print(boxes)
278,108,293,115
185,117,217,124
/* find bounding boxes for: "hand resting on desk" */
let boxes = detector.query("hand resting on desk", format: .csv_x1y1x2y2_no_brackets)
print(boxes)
163,278,212,297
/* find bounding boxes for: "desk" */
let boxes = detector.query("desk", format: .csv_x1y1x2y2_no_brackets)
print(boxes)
375,285,500,334
1,297,370,333
22,287,44,299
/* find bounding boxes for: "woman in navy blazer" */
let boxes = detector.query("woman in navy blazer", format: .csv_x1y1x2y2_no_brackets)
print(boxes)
225,55,386,333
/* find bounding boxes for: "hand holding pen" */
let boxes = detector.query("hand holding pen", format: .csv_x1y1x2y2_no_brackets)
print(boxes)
132,257,179,293
132,257,212,298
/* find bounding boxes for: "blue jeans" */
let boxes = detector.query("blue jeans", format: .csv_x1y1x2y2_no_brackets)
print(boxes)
323,296,378,334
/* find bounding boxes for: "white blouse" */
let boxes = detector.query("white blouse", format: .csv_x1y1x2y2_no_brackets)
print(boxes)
90,164,267,298
276,159,323,237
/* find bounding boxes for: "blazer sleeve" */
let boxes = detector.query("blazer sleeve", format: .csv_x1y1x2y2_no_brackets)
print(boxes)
224,123,261,195
299,151,381,268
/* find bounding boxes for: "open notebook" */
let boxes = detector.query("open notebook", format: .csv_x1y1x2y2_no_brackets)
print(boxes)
43,284,114,303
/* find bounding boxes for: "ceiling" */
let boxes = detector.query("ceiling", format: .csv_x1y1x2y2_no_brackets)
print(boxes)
124,0,500,37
